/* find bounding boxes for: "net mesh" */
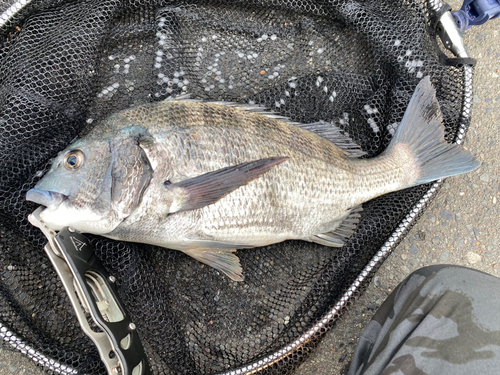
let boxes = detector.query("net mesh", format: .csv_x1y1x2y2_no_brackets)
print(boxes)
0,0,472,374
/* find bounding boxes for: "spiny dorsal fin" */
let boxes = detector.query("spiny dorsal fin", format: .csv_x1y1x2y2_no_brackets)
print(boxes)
167,95,301,124
297,122,366,158
166,93,193,101
206,101,365,157
208,102,302,124
168,96,365,157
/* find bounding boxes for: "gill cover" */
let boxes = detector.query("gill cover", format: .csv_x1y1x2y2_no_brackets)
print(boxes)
109,128,154,219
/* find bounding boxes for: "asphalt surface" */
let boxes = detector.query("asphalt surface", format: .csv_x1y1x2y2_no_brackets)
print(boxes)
1,3,499,375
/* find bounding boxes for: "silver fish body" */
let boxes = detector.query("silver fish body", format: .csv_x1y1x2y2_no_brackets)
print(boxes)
27,77,479,280
107,102,405,246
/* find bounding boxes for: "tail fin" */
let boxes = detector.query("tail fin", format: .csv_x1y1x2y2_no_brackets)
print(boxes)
388,76,480,186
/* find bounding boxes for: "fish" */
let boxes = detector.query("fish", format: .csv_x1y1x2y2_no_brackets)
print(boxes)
26,77,480,281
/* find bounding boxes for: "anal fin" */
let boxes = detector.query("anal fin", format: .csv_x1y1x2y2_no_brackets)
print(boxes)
306,206,362,247
182,248,243,282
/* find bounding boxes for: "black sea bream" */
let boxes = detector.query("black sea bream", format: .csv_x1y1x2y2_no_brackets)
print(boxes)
27,77,479,280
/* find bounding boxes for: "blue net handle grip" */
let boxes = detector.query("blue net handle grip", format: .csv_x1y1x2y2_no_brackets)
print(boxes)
452,0,500,31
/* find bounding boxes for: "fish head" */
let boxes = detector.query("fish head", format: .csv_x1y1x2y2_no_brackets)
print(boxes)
27,125,155,235
27,137,116,234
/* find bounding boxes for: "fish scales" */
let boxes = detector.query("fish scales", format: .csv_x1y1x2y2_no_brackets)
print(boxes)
26,77,480,281
114,101,363,241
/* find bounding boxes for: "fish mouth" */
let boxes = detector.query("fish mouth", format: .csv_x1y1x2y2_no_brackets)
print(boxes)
26,189,67,210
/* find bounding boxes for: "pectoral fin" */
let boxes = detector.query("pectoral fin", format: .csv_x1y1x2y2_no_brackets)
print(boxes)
182,248,243,282
165,157,289,213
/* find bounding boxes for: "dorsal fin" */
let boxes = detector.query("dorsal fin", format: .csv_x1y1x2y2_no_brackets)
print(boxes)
167,95,300,124
206,103,366,158
168,96,365,157
297,122,366,158
207,101,301,124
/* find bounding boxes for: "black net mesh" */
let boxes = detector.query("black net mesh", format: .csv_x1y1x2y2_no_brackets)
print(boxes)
0,0,473,374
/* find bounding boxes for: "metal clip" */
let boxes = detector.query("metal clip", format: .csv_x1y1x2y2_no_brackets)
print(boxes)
436,11,469,58
28,207,151,375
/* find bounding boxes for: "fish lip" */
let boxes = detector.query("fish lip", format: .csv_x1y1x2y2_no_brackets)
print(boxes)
26,189,67,210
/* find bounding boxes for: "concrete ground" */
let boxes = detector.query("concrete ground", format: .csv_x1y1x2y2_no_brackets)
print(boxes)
1,3,499,374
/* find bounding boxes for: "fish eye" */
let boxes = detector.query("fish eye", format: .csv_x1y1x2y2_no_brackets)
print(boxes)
64,150,85,170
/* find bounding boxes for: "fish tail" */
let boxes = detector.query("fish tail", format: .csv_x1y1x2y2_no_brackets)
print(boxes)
388,76,480,186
